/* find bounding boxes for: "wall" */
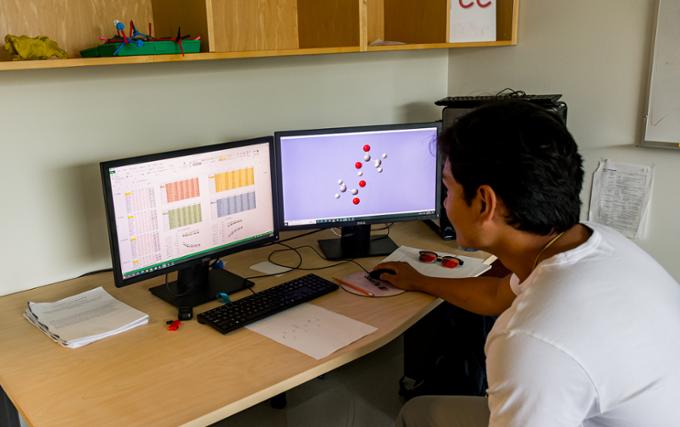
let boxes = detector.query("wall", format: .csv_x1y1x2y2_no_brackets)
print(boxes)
448,0,680,280
0,51,448,296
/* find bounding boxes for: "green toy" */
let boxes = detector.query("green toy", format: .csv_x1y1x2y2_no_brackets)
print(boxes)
4,34,68,60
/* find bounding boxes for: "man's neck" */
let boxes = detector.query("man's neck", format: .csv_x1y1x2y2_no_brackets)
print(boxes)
492,224,592,282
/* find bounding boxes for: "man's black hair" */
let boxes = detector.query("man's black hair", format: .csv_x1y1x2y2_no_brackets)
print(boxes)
439,99,584,235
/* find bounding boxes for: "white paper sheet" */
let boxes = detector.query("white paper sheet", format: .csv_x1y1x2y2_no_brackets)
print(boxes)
249,261,292,275
246,303,377,360
449,0,497,43
589,159,654,239
380,246,491,278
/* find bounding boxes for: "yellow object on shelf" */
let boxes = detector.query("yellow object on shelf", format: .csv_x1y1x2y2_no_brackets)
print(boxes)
3,34,68,60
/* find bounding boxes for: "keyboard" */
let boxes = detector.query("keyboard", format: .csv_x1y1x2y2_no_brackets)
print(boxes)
197,273,339,334
435,94,563,108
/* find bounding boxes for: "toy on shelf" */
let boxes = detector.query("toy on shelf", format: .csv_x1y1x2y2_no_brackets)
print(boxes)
4,34,68,60
80,20,200,58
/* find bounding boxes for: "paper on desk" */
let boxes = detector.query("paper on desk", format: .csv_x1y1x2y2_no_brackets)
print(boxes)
246,303,377,360
589,159,654,239
249,261,292,275
381,246,491,278
25,287,149,348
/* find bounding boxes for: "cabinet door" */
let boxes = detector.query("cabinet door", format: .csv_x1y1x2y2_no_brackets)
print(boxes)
209,0,299,52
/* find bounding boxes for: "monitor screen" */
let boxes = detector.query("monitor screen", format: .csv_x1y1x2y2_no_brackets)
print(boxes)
275,122,441,259
101,137,278,306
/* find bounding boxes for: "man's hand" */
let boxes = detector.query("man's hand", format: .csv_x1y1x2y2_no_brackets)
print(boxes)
371,261,426,292
372,261,515,317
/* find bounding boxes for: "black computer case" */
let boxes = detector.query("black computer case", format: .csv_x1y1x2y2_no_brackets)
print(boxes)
433,94,568,240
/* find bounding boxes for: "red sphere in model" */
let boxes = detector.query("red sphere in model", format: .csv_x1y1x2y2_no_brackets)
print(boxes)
353,197,360,205
355,162,362,169
359,180,366,187
363,144,371,152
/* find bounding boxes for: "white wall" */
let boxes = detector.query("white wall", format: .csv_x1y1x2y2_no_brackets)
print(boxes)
449,0,680,280
0,51,448,296
6,0,676,296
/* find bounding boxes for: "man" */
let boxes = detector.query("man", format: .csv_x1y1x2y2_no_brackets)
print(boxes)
374,100,680,426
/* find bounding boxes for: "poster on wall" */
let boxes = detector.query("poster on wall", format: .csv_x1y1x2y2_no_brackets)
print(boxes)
588,159,654,239
449,0,497,43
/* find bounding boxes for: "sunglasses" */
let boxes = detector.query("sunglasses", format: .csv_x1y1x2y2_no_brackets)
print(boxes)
418,251,464,268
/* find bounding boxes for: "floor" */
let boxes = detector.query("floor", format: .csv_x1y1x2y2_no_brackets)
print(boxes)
213,336,405,427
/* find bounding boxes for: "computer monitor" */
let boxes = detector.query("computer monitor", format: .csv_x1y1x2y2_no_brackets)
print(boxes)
275,122,441,260
100,137,278,308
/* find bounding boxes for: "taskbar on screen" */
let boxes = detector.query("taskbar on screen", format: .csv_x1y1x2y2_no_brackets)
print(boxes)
121,231,275,279
284,210,435,227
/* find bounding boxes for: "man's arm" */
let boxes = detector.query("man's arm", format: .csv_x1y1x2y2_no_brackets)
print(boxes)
373,261,516,316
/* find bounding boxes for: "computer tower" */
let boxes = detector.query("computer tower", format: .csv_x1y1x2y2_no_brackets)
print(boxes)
433,94,568,240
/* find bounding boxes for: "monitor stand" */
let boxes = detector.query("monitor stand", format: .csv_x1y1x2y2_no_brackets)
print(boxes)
318,224,398,260
149,260,253,308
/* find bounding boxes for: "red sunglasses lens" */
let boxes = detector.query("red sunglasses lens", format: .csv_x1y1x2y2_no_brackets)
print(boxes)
441,257,460,268
419,252,437,263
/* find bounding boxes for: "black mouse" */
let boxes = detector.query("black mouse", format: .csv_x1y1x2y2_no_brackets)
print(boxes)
368,268,396,280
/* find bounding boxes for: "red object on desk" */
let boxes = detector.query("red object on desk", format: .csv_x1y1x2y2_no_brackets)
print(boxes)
167,320,182,331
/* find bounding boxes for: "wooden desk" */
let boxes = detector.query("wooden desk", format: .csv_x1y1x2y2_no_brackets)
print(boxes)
0,221,488,427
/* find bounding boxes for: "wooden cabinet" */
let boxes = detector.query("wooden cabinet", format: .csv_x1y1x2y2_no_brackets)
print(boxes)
0,0,518,71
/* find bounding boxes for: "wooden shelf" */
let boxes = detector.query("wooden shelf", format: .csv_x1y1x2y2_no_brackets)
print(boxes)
0,47,362,72
0,0,518,72
367,40,516,52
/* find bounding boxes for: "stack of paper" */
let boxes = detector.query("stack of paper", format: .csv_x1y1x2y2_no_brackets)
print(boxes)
24,287,149,349
381,246,492,278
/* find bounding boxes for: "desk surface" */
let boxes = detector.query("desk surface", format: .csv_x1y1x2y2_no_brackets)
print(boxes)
0,221,488,427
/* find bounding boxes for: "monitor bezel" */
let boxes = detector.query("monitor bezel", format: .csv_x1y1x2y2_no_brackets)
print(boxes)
100,136,279,288
274,121,442,232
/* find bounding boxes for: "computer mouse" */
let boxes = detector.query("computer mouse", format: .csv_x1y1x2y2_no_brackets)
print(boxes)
368,268,397,280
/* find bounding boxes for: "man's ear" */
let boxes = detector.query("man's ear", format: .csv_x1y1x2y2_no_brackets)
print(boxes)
476,185,498,223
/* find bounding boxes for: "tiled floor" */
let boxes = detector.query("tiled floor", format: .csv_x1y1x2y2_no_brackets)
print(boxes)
214,336,405,427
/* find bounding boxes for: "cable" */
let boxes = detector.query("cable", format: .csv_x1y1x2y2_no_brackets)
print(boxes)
371,223,393,232
495,88,526,97
330,223,393,239
278,229,323,244
76,268,113,278
265,243,370,273
267,242,304,270
370,223,393,242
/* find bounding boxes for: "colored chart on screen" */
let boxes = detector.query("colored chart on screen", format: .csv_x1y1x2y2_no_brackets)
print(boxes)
168,204,202,229
164,177,200,203
216,191,257,217
214,167,255,192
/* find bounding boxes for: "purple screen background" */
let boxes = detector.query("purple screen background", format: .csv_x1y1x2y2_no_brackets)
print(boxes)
280,127,438,223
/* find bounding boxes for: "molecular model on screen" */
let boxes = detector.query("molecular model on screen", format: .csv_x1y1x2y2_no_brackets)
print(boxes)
334,144,388,205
